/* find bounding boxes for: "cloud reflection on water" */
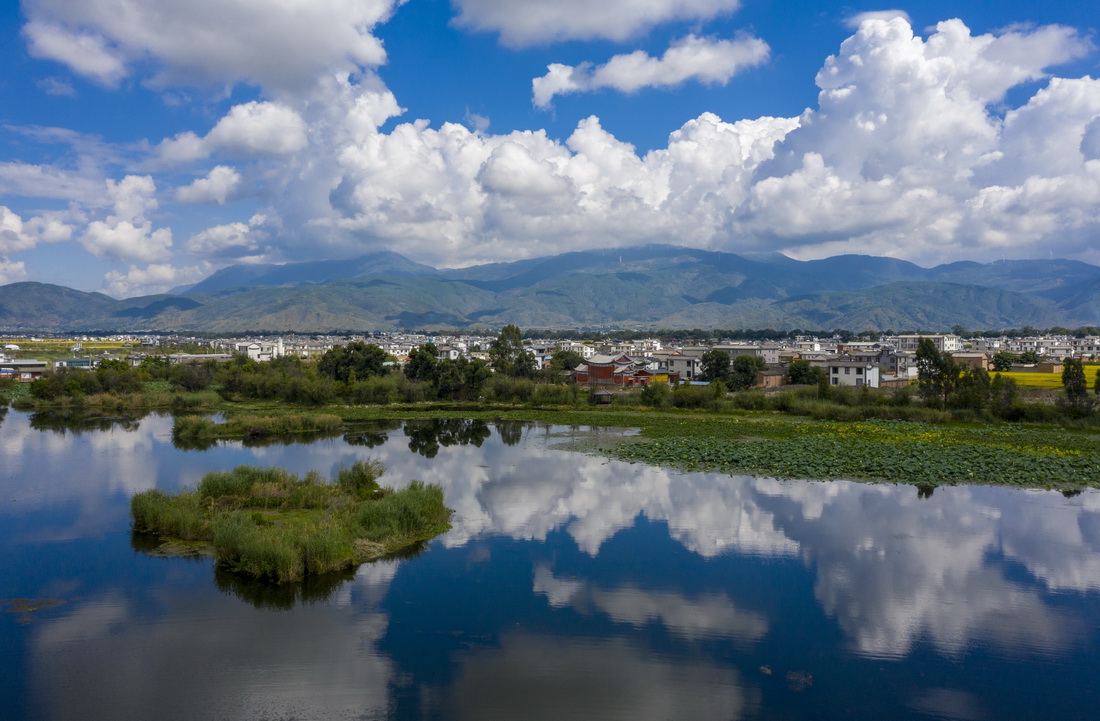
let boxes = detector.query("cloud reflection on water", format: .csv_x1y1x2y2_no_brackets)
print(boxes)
27,564,400,721
3,412,1099,667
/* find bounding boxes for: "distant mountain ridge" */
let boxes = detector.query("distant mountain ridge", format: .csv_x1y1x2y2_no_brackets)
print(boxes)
3,245,1100,332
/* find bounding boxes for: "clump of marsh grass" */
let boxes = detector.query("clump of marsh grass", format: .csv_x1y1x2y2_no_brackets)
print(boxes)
172,413,343,443
131,461,451,584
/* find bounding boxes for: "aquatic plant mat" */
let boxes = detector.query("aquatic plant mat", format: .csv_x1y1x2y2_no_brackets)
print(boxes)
606,417,1100,488
320,405,1100,489
131,461,452,583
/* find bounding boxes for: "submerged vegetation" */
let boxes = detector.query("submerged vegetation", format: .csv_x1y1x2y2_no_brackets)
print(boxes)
131,462,453,583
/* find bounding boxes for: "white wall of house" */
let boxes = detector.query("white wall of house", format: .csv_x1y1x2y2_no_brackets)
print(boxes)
827,363,880,388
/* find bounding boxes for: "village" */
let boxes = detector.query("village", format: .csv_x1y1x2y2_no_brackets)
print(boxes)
1,330,1092,388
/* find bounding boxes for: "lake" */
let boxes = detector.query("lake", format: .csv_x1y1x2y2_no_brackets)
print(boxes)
1,409,1099,720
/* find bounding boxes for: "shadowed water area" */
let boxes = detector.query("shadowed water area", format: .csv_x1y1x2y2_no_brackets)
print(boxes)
1,410,1099,720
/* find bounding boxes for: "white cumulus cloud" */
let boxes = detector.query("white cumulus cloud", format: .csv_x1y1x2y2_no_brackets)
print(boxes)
21,0,403,93
80,175,173,262
740,17,1096,263
0,258,28,285
158,101,308,163
0,206,73,254
452,0,742,46
843,9,911,30
149,16,1100,271
175,166,243,204
15,9,1100,282
533,34,770,107
103,262,207,297
23,20,128,87
184,214,270,262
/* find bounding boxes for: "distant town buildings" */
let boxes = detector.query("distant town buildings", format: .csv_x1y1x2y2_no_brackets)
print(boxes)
5,329,1100,387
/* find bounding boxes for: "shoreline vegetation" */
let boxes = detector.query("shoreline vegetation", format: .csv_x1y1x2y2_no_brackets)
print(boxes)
131,462,453,583
7,330,1100,490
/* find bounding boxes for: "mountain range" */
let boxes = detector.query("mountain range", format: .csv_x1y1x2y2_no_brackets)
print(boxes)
3,245,1099,333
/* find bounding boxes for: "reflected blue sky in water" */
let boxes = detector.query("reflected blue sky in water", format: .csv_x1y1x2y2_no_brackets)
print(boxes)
1,410,1099,720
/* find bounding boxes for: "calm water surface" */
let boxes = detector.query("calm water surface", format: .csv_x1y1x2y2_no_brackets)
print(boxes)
1,409,1099,720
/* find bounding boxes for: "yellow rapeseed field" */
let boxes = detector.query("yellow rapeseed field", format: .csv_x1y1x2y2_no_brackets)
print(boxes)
997,371,1067,389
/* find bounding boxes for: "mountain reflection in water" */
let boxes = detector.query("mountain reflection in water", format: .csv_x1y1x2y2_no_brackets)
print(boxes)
0,410,1098,721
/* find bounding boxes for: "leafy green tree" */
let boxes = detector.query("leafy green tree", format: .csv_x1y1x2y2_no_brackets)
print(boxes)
97,358,129,372
169,362,215,392
785,359,822,385
29,375,64,400
404,343,439,384
990,373,1020,419
434,357,491,400
318,341,387,383
730,355,766,391
954,367,991,410
1061,357,1091,416
139,355,170,378
1018,350,1042,364
699,349,732,384
489,325,536,378
991,351,1018,371
1095,368,1100,397
916,338,958,407
549,349,585,374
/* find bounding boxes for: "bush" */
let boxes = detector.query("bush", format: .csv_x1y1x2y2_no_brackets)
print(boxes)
336,460,386,498
531,383,583,406
640,382,673,408
199,465,290,498
482,375,537,403
354,481,449,543
348,375,402,405
731,391,768,411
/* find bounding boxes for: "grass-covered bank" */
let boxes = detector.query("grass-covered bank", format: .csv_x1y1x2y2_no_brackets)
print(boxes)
19,386,1100,490
131,462,453,583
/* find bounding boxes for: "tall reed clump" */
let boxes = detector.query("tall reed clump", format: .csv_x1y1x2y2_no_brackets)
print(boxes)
131,461,452,584
130,489,210,540
354,481,450,544
171,413,343,442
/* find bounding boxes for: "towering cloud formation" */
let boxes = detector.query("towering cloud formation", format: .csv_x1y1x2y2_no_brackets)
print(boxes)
8,2,1100,294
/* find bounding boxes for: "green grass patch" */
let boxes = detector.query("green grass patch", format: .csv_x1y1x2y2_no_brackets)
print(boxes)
131,461,452,583
173,413,343,442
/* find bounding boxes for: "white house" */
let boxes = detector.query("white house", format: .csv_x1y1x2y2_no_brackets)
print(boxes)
896,335,962,353
234,338,285,362
825,361,881,388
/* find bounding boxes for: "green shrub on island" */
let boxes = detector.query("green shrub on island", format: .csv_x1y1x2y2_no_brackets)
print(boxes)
172,413,343,441
131,461,452,583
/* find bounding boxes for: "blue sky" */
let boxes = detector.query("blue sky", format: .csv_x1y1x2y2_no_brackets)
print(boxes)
1,1,1099,297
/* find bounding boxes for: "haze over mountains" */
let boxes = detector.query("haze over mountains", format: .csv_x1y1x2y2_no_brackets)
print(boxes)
3,246,1099,333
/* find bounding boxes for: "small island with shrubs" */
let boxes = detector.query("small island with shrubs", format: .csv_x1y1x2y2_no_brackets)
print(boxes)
131,461,452,583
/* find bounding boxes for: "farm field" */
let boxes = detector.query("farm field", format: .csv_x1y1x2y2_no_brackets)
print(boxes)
998,364,1100,389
